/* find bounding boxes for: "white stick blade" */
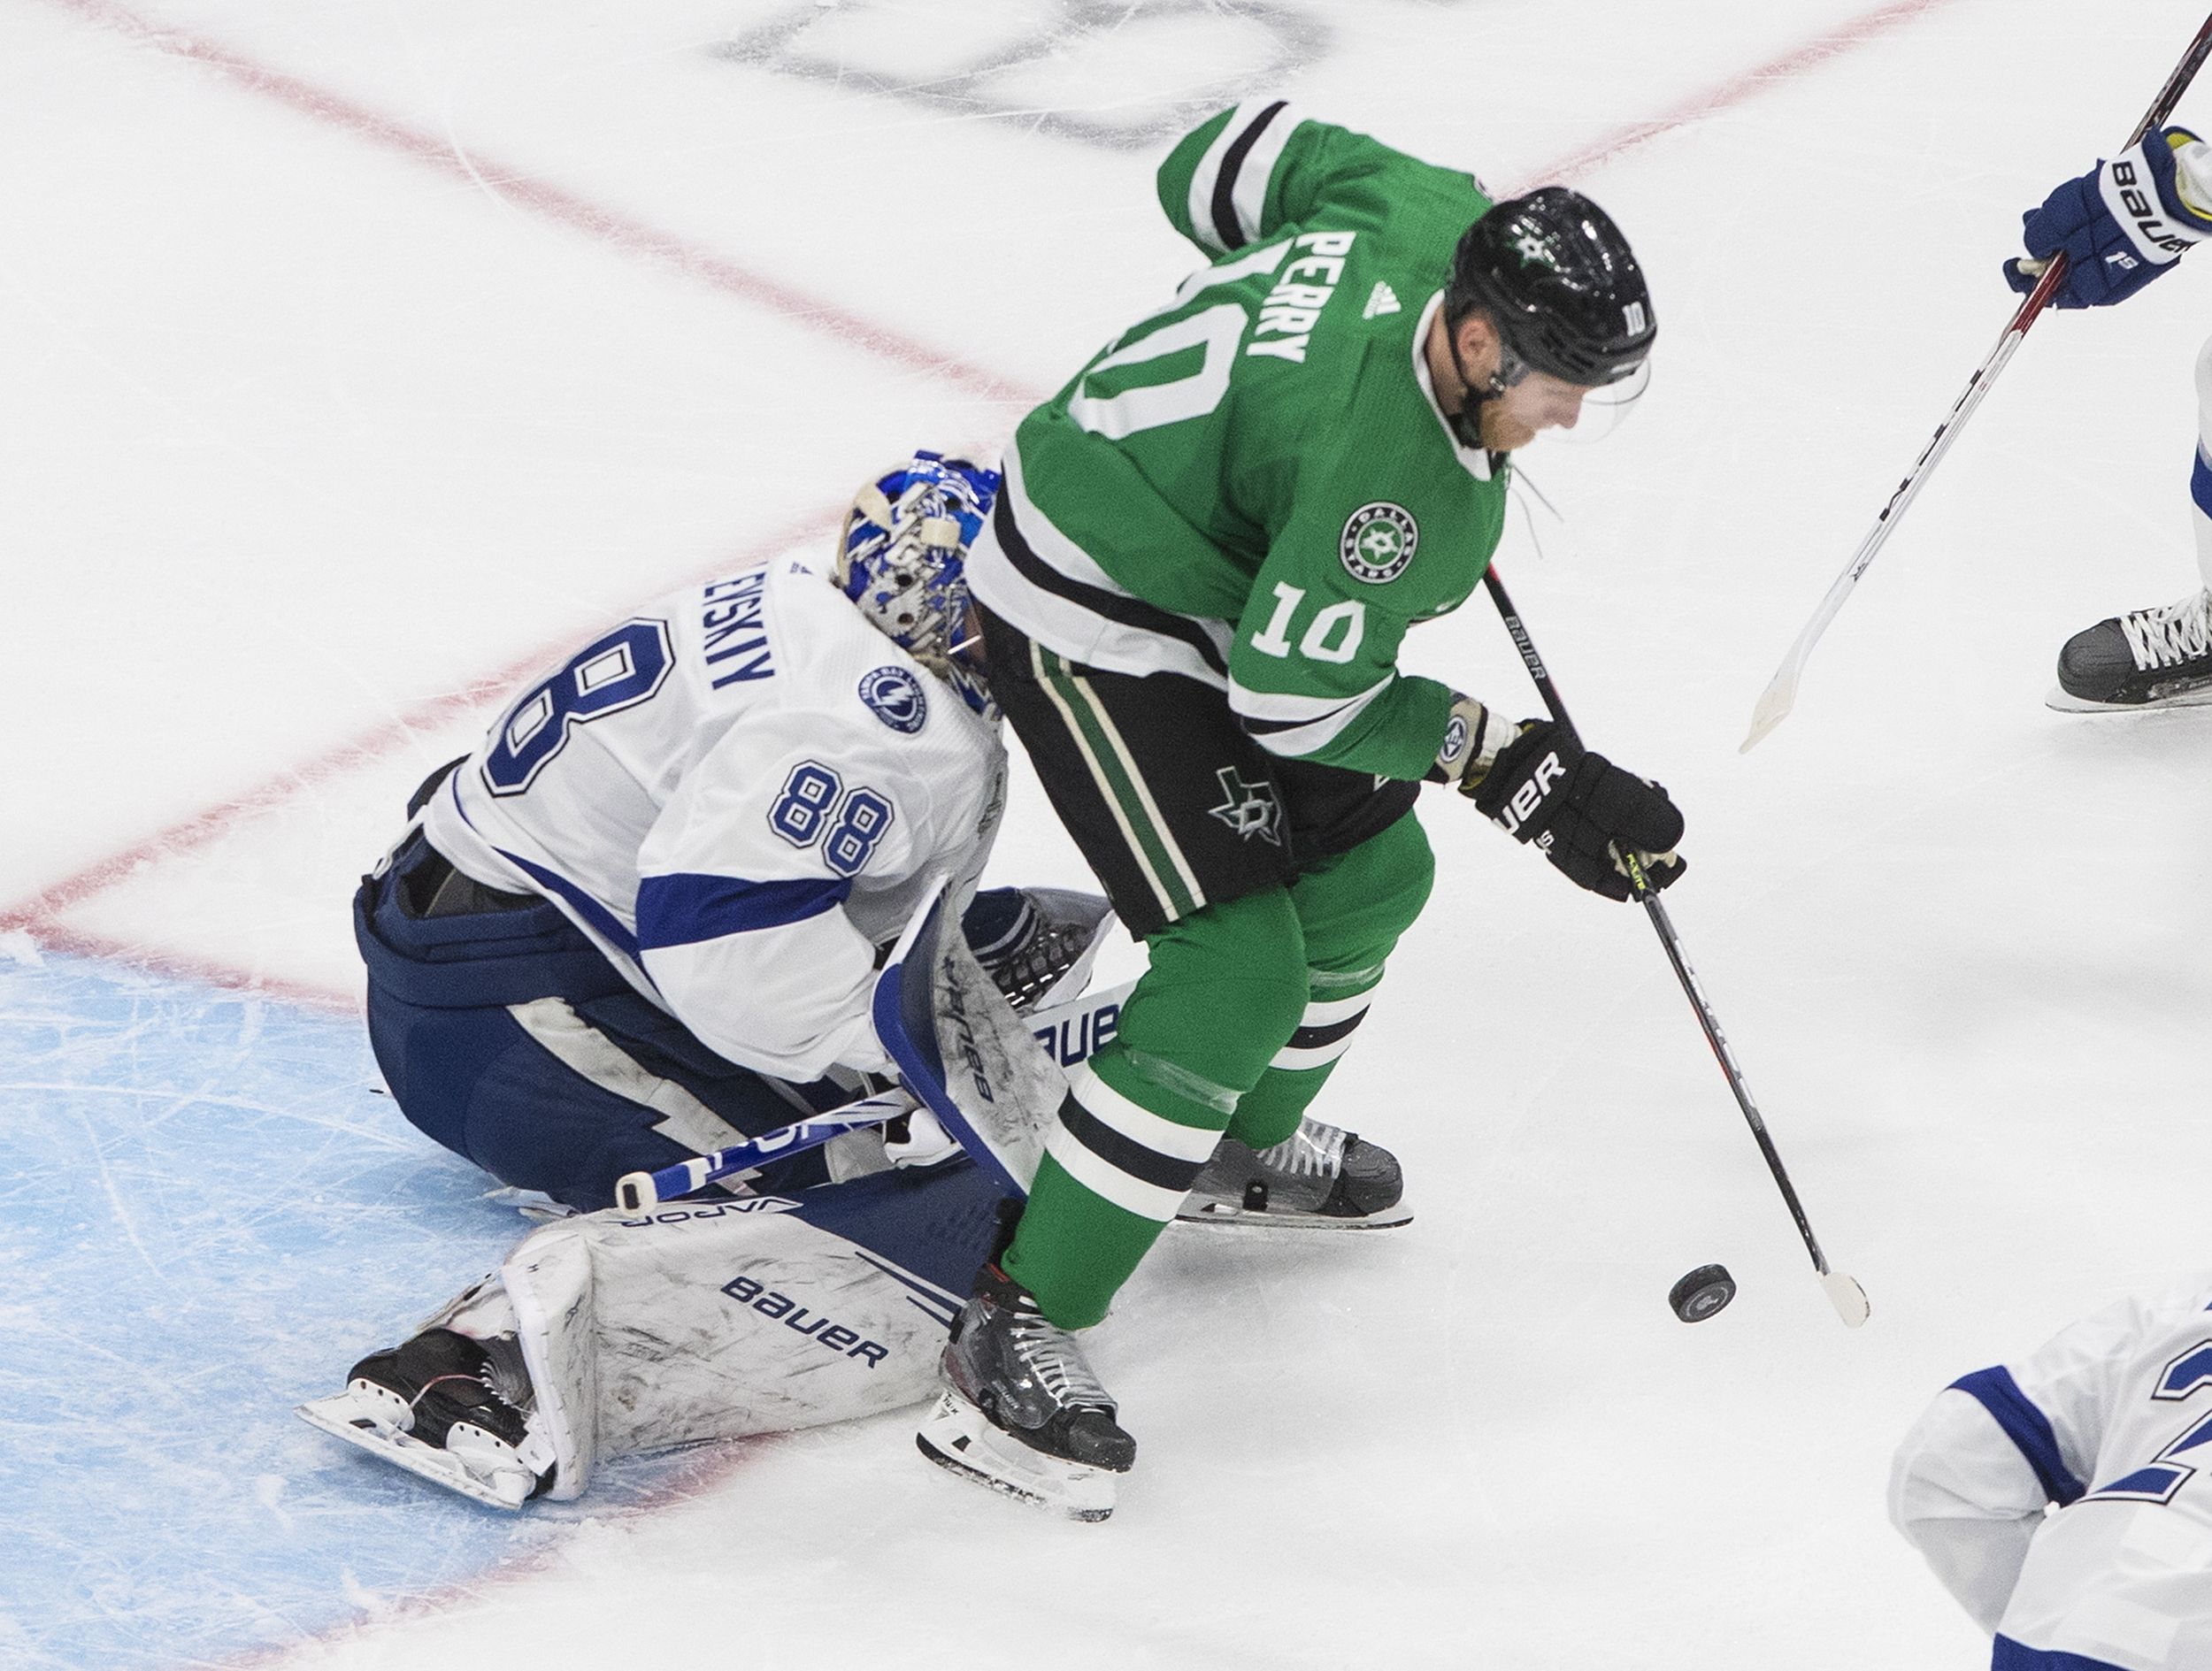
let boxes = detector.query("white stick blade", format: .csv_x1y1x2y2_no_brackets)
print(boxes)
1823,1270,1870,1329
1742,666,1799,753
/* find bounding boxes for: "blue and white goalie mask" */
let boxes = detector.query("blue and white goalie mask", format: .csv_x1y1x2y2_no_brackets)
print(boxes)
833,452,1002,715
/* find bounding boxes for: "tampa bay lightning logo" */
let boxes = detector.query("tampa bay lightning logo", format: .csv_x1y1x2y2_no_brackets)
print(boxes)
858,666,927,734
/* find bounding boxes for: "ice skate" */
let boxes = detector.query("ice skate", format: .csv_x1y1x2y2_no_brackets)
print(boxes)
917,1262,1133,1522
296,1327,553,1510
1177,1117,1409,1230
2049,586,2212,711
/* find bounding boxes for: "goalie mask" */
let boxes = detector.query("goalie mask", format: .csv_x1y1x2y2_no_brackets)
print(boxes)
833,452,1002,716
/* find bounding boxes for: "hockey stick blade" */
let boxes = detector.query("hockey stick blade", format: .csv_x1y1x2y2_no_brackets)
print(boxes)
1823,1269,1871,1329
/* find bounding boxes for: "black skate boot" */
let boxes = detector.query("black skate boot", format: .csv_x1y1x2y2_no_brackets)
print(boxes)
1178,1117,1410,1230
2052,587,2212,710
296,1327,552,1509
917,1261,1133,1522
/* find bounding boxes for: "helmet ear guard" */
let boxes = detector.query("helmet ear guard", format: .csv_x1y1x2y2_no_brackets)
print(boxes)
833,452,1002,715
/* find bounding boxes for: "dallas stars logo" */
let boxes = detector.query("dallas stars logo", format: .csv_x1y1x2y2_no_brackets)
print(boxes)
1207,766,1283,846
1339,502,1418,584
1513,229,1557,268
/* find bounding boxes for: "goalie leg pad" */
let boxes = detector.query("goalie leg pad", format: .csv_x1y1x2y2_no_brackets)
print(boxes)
506,1158,1010,1495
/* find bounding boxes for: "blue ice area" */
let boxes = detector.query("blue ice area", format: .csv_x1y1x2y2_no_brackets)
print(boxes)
0,952,671,1668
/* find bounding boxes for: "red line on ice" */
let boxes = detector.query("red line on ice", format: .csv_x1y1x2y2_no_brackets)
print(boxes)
38,0,1030,406
10,0,1966,999
0,502,849,1001
1518,0,1970,190
2,0,1975,1656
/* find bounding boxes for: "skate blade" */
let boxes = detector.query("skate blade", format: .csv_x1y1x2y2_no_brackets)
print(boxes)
296,1391,534,1511
1175,1199,1413,1231
2047,682,2212,714
915,1391,1119,1522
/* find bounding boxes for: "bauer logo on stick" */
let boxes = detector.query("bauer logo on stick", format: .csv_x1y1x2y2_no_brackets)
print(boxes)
1340,502,1417,584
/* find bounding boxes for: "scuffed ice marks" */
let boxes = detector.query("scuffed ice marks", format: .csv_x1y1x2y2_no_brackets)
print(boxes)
717,0,1333,149
0,955,678,1668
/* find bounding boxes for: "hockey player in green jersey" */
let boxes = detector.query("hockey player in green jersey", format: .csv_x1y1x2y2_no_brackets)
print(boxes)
920,99,1684,1519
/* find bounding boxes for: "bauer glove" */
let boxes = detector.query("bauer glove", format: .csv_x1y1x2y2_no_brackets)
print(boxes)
1471,720,1686,902
2004,126,2212,308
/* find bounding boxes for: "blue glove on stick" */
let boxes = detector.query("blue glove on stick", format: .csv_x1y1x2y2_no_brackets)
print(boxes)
2004,126,2212,307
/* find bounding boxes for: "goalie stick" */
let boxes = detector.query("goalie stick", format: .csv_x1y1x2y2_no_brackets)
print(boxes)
1486,565,1870,1329
617,956,1134,1209
1741,8,2212,751
612,1093,911,1211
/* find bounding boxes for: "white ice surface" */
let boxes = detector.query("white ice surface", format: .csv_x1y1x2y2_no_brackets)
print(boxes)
8,0,2212,1666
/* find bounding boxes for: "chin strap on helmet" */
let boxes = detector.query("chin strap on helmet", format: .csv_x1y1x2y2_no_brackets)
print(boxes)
1441,309,1529,450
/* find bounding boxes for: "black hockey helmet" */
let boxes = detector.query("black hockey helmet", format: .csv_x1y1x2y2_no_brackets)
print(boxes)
1445,188,1655,387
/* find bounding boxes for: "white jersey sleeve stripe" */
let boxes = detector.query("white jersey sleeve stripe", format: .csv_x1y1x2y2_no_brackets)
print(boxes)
635,872,851,951
1951,1366,2088,1505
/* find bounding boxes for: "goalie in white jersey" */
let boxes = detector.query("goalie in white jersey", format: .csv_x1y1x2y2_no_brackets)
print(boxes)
357,451,1056,1210
313,455,1113,1508
1891,1276,2212,1670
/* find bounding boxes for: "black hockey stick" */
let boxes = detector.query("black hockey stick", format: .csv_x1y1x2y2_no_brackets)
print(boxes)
1484,564,1870,1328
1743,9,2212,749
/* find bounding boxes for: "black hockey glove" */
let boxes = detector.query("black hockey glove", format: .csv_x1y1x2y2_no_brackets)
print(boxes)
1471,721,1686,902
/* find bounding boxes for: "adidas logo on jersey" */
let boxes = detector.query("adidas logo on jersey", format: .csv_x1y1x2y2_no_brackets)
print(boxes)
1363,280,1401,319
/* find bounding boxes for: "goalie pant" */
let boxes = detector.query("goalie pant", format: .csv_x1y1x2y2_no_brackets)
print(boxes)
431,1155,1009,1500
1889,1276,2212,1670
355,823,869,1212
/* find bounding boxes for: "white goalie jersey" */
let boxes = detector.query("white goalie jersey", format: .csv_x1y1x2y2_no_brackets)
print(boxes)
1890,1276,2212,1671
421,550,1005,1082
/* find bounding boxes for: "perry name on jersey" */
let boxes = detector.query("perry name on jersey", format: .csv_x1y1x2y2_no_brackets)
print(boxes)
423,551,1005,1082
966,98,1509,784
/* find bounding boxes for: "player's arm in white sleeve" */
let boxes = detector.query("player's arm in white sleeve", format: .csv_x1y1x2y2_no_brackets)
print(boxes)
1889,1294,2154,1632
633,713,936,1083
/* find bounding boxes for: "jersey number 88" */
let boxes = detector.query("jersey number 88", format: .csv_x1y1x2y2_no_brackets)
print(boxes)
769,762,895,878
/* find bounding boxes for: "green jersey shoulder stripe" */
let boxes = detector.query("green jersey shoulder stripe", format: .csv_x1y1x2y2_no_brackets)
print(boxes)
1179,98,1301,256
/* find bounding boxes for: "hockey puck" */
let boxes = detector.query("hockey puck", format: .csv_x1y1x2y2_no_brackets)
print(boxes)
1669,1264,1735,1323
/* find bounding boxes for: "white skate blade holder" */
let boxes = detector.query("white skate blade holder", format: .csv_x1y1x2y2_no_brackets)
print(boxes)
1177,1198,1413,1232
2046,681,2212,714
915,1391,1120,1523
296,1390,541,1511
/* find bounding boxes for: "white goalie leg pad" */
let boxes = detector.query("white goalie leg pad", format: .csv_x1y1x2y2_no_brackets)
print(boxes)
915,1390,1119,1523
501,1217,600,1501
499,1194,965,1497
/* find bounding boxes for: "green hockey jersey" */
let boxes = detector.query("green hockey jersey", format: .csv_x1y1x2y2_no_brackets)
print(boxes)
965,98,1508,783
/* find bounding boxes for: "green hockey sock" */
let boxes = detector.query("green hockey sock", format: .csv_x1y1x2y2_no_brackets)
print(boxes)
1004,889,1307,1329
